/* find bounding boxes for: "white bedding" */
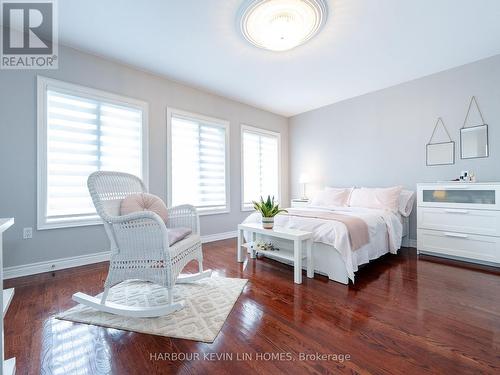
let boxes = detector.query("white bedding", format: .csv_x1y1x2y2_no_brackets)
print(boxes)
242,206,403,281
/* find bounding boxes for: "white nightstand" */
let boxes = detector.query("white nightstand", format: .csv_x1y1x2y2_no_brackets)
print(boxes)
290,199,310,208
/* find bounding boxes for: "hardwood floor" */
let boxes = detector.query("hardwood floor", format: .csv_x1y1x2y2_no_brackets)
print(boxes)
4,239,500,374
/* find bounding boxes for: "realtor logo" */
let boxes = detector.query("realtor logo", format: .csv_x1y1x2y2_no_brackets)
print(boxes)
1,0,58,69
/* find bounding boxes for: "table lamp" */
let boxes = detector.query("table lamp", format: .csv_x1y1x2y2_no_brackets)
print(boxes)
299,173,310,200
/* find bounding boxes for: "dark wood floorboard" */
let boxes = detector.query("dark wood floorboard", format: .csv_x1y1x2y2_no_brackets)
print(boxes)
4,239,500,374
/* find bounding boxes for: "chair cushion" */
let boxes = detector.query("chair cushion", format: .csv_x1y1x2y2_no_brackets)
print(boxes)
120,193,168,223
169,234,201,256
168,227,192,246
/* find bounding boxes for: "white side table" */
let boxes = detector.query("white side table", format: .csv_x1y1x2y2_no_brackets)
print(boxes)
290,199,310,208
237,223,313,284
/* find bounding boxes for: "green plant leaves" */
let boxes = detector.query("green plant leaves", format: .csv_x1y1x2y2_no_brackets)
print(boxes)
251,195,288,217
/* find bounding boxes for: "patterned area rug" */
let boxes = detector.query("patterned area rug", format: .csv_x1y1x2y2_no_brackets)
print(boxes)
56,277,248,343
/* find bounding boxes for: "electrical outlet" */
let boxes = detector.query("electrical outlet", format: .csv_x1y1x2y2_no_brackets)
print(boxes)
23,227,32,239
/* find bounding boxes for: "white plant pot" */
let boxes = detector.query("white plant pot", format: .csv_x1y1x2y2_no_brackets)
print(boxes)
261,216,274,229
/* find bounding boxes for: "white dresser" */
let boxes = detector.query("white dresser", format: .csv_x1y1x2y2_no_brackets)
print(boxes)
417,183,500,266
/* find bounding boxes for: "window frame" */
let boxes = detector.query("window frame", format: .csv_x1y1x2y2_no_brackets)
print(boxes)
166,107,230,216
37,76,149,230
240,124,282,211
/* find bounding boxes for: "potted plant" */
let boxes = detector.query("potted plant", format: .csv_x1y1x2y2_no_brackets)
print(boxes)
252,196,287,229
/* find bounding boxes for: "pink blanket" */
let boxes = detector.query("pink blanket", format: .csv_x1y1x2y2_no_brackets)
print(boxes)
285,209,370,250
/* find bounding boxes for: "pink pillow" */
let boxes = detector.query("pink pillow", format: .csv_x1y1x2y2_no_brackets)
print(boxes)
310,187,353,207
349,186,403,212
120,193,168,223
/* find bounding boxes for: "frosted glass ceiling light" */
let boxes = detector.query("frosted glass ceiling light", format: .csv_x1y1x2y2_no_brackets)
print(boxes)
239,0,328,52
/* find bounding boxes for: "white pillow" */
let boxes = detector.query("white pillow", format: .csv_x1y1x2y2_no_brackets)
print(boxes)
398,190,416,217
349,186,403,212
310,187,353,207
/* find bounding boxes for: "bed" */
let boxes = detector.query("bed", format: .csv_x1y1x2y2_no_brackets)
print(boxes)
242,188,414,285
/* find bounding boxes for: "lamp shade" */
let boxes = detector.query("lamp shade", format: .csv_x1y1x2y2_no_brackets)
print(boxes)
299,173,310,184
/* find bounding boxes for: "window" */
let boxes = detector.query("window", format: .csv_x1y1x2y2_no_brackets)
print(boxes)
241,125,281,210
37,76,148,229
167,108,230,215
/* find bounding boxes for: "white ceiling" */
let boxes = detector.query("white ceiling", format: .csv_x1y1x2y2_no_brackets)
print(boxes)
59,0,500,117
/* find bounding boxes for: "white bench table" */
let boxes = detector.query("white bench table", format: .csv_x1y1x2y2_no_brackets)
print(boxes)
237,223,313,284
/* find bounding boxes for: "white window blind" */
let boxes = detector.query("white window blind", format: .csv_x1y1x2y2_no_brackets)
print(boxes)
242,126,280,209
168,110,229,214
38,77,147,229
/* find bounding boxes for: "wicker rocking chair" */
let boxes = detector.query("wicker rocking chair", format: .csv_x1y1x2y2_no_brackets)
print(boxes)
72,171,212,317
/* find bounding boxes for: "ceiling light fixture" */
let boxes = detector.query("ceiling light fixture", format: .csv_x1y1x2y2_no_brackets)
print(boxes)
239,0,328,52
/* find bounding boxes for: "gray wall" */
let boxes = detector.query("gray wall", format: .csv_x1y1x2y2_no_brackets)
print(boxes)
0,45,288,268
289,55,500,240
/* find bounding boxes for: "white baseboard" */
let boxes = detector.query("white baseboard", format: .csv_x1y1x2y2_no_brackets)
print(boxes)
3,251,111,280
401,237,417,248
3,231,238,280
201,231,237,244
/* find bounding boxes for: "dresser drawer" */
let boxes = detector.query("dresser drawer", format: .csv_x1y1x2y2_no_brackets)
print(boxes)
417,229,500,264
418,207,500,236
417,184,499,210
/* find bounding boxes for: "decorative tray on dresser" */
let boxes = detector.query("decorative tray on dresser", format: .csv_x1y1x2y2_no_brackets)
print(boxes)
417,183,500,266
